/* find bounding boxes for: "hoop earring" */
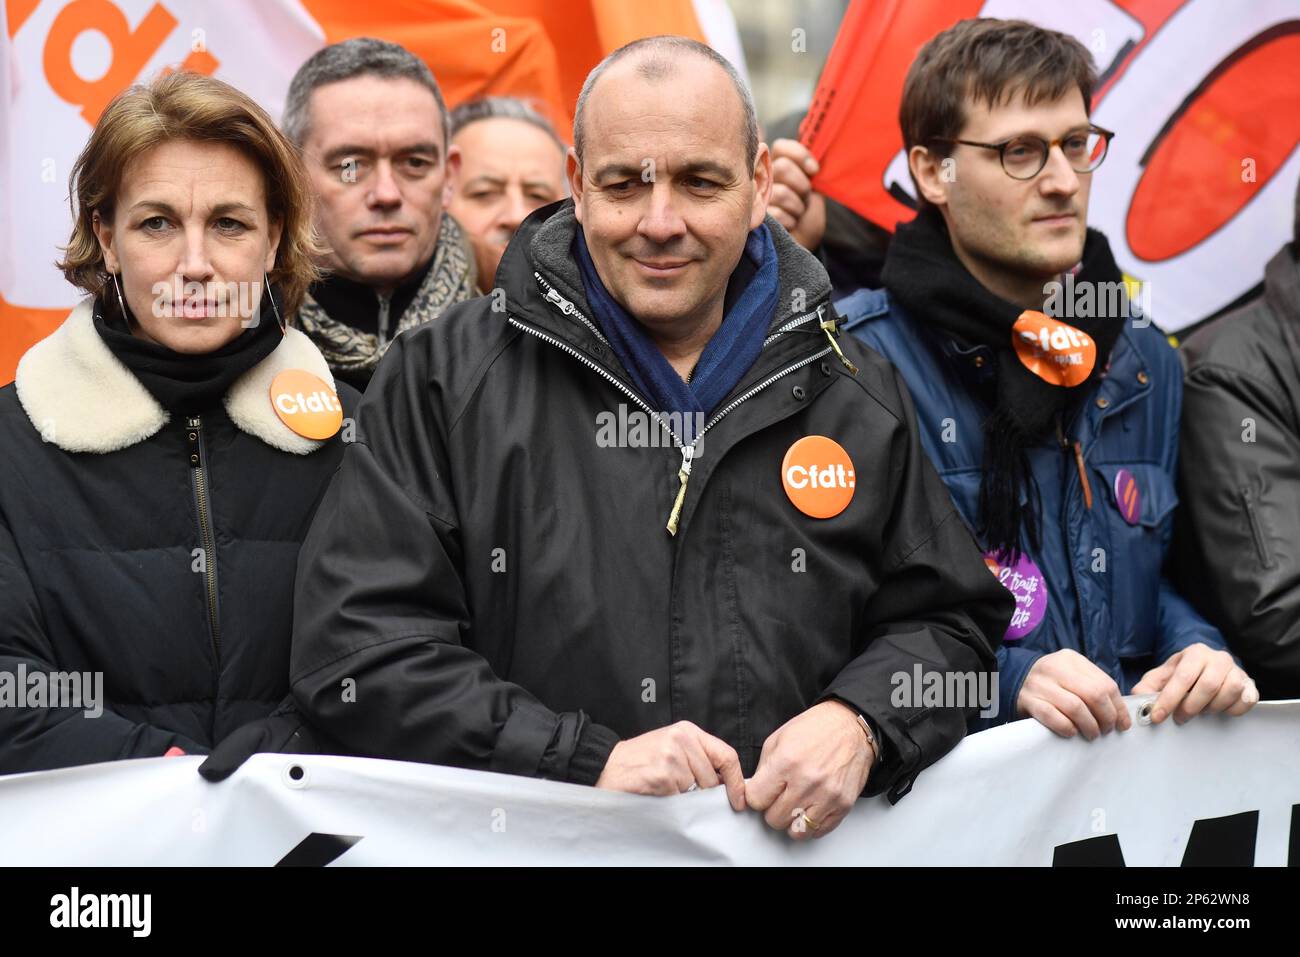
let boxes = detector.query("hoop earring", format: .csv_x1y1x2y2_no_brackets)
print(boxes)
110,271,128,322
265,272,285,335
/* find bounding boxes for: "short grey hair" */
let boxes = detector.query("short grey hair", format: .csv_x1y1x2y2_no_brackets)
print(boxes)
572,35,758,171
283,37,450,151
450,96,566,153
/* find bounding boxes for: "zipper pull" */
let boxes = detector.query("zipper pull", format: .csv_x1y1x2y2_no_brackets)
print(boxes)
1056,413,1093,509
666,445,695,536
544,286,574,315
1073,440,1093,509
819,310,858,375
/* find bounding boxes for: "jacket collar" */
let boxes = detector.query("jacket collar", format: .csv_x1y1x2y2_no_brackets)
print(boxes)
501,200,835,379
15,298,337,455
306,240,436,337
510,201,828,323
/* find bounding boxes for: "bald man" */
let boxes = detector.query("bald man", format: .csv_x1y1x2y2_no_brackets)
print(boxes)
278,36,1009,841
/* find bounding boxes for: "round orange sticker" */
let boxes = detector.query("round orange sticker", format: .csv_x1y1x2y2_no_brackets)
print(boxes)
270,369,343,440
1011,310,1096,387
781,435,856,518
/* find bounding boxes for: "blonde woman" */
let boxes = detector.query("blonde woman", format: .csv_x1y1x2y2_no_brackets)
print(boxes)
0,71,358,772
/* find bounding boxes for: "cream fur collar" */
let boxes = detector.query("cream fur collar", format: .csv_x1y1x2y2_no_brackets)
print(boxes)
15,298,337,455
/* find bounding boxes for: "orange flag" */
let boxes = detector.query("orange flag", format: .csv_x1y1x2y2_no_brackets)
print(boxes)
482,0,707,132
299,0,569,129
799,0,982,231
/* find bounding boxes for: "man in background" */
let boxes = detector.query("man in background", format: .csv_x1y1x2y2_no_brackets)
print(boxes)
283,37,477,390
1175,178,1300,700
447,97,567,292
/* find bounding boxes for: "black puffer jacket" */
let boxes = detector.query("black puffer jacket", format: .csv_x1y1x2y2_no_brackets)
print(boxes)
0,300,356,773
1176,244,1300,698
282,201,1011,803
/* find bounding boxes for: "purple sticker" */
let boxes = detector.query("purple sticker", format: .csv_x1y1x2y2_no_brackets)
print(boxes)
983,552,1048,642
1113,468,1141,525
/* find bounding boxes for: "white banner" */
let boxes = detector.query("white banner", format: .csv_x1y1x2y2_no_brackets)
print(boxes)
1,698,1297,866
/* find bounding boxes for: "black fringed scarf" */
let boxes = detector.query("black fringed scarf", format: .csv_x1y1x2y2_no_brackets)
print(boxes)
881,207,1128,559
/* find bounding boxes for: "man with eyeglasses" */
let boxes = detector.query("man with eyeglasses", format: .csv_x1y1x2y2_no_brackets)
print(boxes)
838,17,1257,738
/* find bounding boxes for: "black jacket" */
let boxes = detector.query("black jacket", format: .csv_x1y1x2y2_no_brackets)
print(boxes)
1176,244,1300,698
0,301,356,773
287,201,1011,802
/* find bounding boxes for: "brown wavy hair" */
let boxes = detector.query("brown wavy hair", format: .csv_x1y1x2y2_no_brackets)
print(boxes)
900,18,1097,208
57,70,322,316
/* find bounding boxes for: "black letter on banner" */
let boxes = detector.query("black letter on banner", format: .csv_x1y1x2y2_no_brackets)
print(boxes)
1052,834,1125,866
276,833,363,866
1290,804,1300,866
1180,810,1257,866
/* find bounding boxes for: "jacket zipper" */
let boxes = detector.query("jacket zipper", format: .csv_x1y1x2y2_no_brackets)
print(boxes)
1054,411,1088,659
1240,486,1274,568
763,305,823,346
506,315,682,441
376,293,392,351
511,287,836,536
665,345,832,534
762,303,856,372
187,416,221,662
534,272,610,346
818,309,859,374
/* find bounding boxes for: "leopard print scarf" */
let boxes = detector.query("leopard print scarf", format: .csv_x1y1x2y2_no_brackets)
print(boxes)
294,213,478,383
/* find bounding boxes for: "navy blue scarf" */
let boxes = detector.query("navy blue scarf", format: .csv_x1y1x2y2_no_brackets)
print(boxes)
573,224,779,420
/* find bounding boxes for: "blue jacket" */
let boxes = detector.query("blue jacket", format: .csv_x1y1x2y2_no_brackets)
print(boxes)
838,288,1226,726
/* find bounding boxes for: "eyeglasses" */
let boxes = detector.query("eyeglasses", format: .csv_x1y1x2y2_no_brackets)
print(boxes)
931,125,1115,180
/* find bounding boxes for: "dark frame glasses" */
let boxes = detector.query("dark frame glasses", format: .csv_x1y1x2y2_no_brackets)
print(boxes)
931,125,1116,180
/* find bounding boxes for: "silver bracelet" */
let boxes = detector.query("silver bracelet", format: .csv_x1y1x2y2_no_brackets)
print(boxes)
855,712,882,767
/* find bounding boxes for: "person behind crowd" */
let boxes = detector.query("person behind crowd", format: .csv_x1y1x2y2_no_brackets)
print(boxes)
282,37,478,391
762,112,892,298
1175,179,1300,699
0,71,357,772
838,18,1257,738
447,96,567,292
203,35,1012,841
